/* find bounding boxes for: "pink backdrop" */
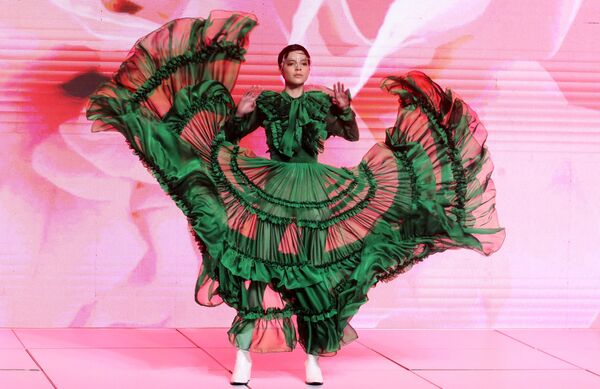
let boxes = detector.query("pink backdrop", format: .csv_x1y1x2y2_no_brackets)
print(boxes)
1,0,599,328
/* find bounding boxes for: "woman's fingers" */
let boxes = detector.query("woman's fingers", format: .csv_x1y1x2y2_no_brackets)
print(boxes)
244,85,261,100
251,85,262,97
327,82,350,108
331,82,350,109
236,85,262,116
333,82,347,99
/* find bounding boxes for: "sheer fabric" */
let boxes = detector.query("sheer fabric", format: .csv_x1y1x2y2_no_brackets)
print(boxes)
87,11,504,356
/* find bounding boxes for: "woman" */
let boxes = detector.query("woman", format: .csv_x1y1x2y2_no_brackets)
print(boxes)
87,11,504,386
223,43,361,385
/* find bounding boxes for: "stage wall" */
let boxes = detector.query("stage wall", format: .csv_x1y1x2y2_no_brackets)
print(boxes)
1,0,599,328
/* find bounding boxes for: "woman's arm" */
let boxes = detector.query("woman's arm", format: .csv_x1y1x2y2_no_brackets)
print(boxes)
223,87,264,143
326,105,359,141
327,82,359,141
223,108,264,143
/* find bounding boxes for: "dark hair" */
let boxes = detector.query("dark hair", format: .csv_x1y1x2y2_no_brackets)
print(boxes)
277,44,311,68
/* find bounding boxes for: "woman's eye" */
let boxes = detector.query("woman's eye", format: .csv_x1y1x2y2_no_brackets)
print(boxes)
286,62,307,67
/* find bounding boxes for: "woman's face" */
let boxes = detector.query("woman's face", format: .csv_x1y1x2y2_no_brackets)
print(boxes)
280,50,310,86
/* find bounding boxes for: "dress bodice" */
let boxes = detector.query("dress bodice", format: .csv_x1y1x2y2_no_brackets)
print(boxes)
224,89,359,162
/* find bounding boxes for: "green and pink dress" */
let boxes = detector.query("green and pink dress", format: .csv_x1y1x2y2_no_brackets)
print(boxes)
87,11,505,356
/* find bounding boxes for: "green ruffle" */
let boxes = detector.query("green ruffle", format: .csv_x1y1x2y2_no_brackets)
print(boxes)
256,91,331,158
130,41,247,103
219,242,323,289
209,136,379,229
238,305,295,320
163,81,234,135
88,12,503,356
383,73,469,225
296,306,338,323
229,145,359,208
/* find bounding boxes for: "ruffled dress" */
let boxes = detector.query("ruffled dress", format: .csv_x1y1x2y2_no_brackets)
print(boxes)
86,11,505,356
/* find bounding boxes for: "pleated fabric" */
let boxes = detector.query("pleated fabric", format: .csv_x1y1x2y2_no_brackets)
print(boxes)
87,11,505,356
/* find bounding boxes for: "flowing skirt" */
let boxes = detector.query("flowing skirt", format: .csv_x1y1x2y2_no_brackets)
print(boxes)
87,11,505,356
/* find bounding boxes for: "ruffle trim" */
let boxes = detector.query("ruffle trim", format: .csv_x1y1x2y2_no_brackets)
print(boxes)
229,145,359,209
256,91,331,157
238,305,294,320
382,71,470,224
164,81,234,135
219,241,325,289
130,42,247,103
87,12,257,133
234,304,339,323
107,122,226,261
209,136,379,229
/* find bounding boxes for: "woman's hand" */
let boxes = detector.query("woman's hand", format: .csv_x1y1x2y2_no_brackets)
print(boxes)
332,82,350,110
236,85,261,117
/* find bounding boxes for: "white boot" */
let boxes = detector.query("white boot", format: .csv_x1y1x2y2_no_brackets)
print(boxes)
230,348,252,385
305,353,323,385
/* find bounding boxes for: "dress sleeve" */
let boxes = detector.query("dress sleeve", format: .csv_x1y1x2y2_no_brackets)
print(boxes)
223,107,265,143
326,105,359,141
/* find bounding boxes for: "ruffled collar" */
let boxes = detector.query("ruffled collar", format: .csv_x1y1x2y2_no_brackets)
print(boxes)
256,90,331,158
280,90,305,101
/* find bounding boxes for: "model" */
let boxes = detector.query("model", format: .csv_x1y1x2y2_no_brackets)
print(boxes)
87,10,504,386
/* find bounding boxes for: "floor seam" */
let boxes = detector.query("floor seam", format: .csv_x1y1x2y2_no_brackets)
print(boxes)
357,340,443,388
22,349,58,389
174,328,235,375
0,368,40,371
495,329,596,373
10,328,58,388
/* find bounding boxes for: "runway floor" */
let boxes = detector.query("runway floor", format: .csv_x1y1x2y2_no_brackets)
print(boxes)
1,328,599,388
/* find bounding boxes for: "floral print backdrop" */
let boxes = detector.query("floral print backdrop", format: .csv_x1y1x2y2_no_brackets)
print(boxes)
1,0,599,327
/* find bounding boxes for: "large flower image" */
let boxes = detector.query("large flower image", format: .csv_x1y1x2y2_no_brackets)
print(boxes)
1,0,597,330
